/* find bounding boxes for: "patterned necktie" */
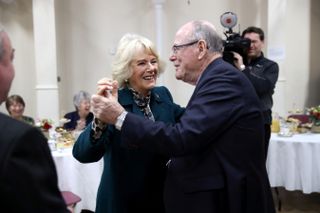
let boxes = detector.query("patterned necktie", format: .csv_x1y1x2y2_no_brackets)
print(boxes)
129,87,155,121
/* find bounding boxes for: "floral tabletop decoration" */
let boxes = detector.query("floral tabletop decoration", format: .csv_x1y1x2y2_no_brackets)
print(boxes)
307,105,320,126
307,105,320,133
36,118,53,131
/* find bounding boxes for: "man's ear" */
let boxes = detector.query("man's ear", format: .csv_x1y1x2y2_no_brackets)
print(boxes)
198,40,207,59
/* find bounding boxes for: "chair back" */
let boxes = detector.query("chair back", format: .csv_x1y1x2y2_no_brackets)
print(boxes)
61,191,81,206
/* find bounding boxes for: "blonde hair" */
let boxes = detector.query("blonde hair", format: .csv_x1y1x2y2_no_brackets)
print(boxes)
112,33,165,88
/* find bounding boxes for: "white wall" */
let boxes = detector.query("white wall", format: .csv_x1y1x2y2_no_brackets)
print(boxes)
164,0,268,106
0,0,36,117
306,0,320,107
283,0,310,113
54,0,160,116
1,0,320,122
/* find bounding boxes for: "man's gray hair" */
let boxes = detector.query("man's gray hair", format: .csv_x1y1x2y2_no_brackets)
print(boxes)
73,90,91,110
189,20,224,54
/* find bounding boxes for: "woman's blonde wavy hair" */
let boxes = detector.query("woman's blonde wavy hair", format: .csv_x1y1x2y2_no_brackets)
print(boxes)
112,33,165,88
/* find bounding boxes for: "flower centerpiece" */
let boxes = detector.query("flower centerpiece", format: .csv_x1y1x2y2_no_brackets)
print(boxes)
35,118,53,136
40,119,53,131
307,105,320,133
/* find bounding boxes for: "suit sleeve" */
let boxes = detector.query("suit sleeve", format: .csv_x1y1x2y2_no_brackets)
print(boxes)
72,123,110,163
1,127,69,213
121,72,247,157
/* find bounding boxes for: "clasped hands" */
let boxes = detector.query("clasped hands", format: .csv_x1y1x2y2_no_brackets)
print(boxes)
91,77,125,124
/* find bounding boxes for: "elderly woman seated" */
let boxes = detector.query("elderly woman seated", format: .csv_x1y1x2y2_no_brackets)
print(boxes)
5,94,35,126
63,90,94,131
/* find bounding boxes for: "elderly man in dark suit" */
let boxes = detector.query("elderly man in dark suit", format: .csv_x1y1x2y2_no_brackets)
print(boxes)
91,20,275,213
0,28,68,212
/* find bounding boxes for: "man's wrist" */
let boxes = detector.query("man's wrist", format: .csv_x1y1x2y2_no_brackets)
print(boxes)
115,111,128,130
240,64,246,71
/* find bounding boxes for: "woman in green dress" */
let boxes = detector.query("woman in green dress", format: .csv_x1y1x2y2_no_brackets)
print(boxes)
5,94,34,126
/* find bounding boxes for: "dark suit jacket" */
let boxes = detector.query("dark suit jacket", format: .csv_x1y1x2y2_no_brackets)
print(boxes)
73,86,184,213
0,113,68,213
121,58,275,213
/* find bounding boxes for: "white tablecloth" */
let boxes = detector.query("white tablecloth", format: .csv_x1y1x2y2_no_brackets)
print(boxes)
52,148,103,212
266,133,320,193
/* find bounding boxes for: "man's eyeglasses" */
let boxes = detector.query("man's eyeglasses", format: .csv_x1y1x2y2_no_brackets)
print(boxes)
172,40,199,54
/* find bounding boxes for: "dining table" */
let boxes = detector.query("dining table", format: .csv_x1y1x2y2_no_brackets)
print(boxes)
266,132,320,194
52,147,103,213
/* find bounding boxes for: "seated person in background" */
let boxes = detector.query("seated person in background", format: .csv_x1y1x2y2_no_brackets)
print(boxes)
63,90,94,131
5,94,35,126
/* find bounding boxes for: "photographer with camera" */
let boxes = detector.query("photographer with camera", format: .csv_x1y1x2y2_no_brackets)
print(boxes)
233,26,279,160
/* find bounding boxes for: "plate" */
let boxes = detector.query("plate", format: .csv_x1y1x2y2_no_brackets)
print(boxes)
59,118,71,125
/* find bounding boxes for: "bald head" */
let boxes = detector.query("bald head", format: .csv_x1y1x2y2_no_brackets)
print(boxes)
176,20,223,54
0,29,15,104
169,20,224,85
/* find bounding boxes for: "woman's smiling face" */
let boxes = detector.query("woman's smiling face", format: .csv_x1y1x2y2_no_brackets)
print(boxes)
128,49,159,96
8,101,24,119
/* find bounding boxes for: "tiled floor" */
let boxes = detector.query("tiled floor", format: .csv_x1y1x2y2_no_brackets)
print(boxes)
272,187,320,213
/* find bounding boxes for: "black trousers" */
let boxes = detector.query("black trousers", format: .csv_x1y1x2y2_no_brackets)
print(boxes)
264,124,271,161
164,176,228,213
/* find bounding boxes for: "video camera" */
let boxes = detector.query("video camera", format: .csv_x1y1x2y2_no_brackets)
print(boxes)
220,12,251,67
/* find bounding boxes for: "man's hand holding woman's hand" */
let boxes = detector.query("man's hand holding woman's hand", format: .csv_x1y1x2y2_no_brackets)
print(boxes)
96,77,118,98
91,78,125,124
